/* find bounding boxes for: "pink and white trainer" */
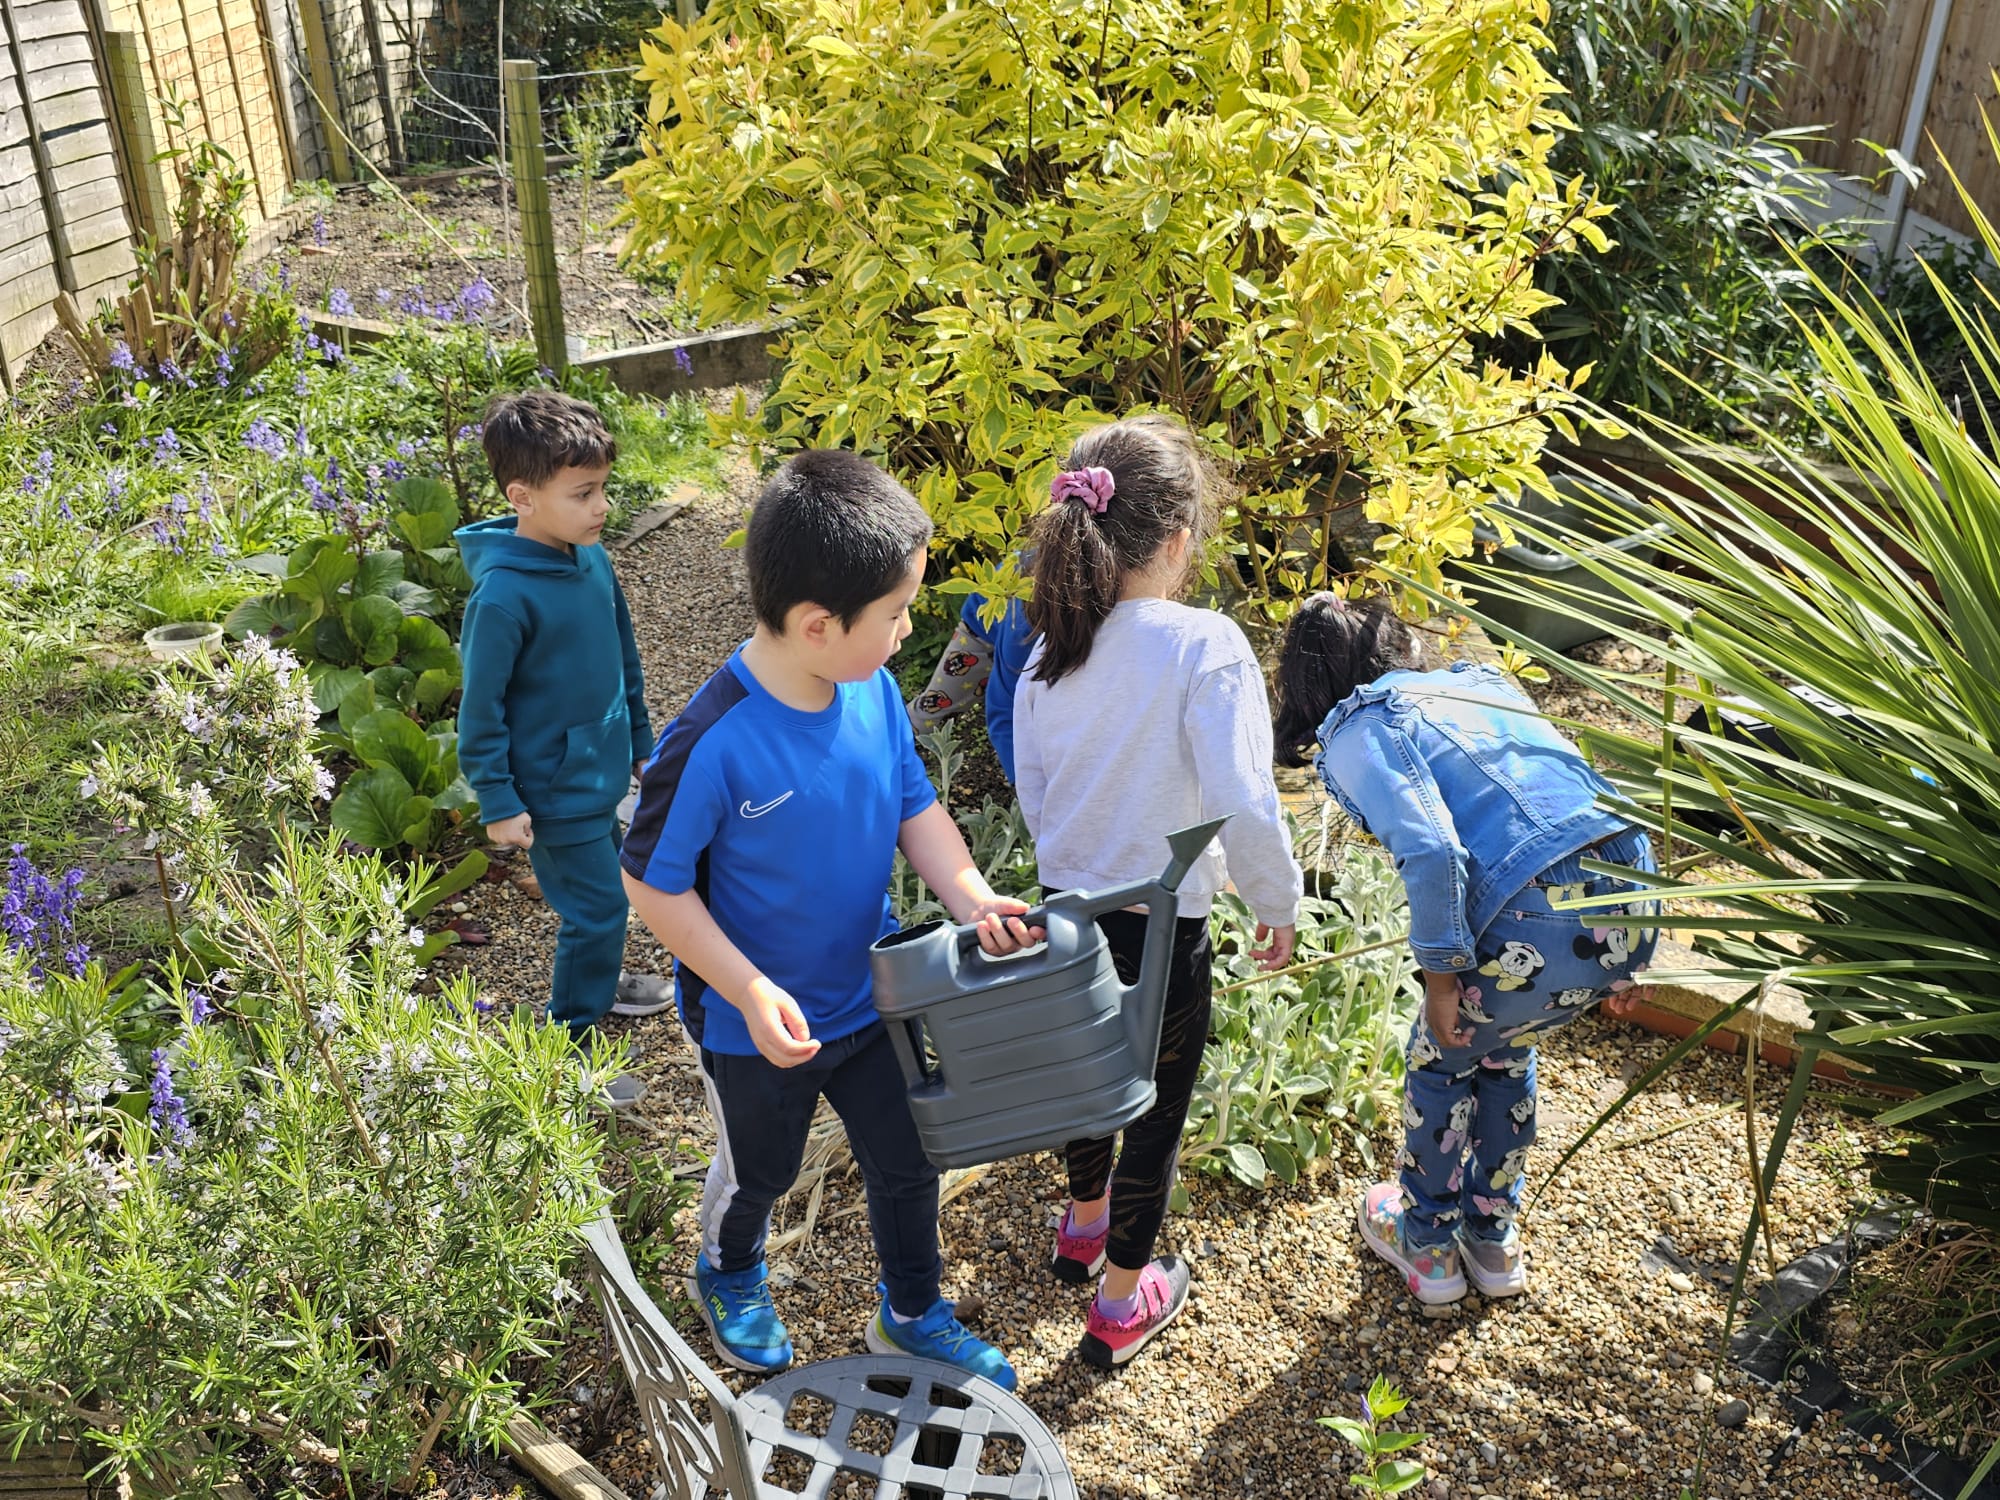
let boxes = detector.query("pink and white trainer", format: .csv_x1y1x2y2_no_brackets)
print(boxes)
1358,1181,1466,1306
1079,1256,1190,1369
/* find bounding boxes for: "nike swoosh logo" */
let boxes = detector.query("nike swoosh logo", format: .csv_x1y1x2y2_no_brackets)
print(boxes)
739,792,794,819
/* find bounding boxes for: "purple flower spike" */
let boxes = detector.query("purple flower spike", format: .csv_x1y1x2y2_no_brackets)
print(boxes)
149,1048,193,1145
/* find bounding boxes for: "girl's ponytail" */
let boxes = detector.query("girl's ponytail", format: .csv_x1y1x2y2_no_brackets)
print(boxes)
1025,414,1216,684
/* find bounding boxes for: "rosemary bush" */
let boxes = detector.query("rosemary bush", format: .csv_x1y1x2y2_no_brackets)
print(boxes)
0,640,607,1494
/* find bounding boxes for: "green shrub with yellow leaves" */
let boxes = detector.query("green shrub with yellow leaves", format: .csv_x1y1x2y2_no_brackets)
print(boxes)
621,0,1611,613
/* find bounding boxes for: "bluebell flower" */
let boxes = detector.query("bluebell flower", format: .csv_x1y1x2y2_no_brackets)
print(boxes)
243,419,287,459
293,372,310,398
159,357,183,386
457,275,497,318
153,429,180,461
149,1048,192,1145
3,845,88,979
673,346,695,376
303,470,334,512
312,213,329,248
5,571,26,589
109,341,136,375
328,287,355,317
294,423,311,455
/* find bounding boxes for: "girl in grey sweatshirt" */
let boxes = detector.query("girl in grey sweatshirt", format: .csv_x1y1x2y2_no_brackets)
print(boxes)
1013,414,1303,1369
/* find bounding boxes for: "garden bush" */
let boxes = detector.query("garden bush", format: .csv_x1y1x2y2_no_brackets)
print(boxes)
1518,0,1863,431
623,0,1610,613
1,638,608,1495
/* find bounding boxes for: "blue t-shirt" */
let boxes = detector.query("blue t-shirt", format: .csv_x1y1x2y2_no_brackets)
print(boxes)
620,647,937,1055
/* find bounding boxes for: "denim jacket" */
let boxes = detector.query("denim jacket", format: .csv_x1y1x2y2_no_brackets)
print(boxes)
1313,662,1632,973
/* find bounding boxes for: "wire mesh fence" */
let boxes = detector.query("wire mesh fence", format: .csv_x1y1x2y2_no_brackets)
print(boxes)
398,65,649,171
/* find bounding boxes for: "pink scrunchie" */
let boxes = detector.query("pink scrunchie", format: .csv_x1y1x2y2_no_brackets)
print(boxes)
1051,465,1115,513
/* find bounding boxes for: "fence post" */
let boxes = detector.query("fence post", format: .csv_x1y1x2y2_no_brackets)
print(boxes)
102,30,173,247
502,59,568,375
295,0,353,182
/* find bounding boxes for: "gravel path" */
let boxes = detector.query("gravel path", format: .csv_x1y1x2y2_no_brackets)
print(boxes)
443,452,1899,1499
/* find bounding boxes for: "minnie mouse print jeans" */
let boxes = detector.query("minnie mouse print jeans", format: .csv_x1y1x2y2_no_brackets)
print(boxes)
1396,828,1658,1251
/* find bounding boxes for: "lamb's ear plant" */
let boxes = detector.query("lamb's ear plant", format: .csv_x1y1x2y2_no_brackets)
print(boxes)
1184,825,1417,1193
3,638,608,1494
1449,153,2000,1497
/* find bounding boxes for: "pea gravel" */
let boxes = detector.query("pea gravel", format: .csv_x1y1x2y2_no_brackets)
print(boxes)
441,441,1901,1500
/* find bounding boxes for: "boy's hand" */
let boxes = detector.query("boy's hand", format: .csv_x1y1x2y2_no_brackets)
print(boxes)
744,977,821,1068
1251,923,1296,971
1422,969,1475,1048
964,894,1043,956
485,812,534,849
1603,985,1643,1020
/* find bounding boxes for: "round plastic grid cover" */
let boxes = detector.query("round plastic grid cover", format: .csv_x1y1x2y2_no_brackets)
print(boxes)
736,1355,1077,1500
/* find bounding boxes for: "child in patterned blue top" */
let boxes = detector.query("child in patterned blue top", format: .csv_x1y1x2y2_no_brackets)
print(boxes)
1274,594,1658,1307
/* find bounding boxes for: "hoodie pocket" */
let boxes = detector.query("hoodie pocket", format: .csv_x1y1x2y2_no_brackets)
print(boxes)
553,706,630,806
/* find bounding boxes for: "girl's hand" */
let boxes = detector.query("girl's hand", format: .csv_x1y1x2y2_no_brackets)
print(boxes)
1602,986,1643,1020
965,895,1044,956
743,977,821,1068
1422,970,1475,1047
1251,923,1296,970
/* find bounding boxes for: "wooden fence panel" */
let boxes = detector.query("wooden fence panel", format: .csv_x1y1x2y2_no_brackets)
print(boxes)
0,0,134,383
1906,2,1999,236
1782,0,2000,243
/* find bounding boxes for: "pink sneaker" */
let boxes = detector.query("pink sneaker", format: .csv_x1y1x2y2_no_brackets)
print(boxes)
1051,1206,1109,1284
1358,1182,1466,1306
1079,1256,1190,1369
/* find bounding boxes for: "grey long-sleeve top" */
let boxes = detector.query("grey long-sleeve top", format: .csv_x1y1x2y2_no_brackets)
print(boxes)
1013,598,1303,927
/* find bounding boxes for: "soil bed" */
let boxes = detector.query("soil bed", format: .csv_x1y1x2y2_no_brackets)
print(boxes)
269,172,697,353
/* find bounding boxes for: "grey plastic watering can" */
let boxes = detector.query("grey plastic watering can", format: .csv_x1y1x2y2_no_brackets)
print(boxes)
870,818,1228,1169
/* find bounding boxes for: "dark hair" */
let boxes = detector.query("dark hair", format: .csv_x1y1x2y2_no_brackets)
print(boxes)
1272,594,1415,766
1025,415,1218,683
482,391,617,494
745,450,934,632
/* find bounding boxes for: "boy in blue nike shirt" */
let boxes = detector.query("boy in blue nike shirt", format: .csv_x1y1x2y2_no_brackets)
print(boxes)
622,451,1035,1388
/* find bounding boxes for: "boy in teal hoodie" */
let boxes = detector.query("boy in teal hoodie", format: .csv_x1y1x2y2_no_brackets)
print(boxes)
456,392,668,1105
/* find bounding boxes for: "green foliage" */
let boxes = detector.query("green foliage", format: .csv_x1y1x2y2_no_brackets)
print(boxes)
624,0,1610,612
1319,1376,1428,1494
5,638,608,1494
1521,0,1862,428
222,478,478,852
1185,829,1419,1191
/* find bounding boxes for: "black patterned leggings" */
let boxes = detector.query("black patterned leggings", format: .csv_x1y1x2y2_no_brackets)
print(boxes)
1062,901,1214,1274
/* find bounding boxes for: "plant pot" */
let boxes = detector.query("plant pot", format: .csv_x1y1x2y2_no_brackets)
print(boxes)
1450,474,1671,651
142,621,224,663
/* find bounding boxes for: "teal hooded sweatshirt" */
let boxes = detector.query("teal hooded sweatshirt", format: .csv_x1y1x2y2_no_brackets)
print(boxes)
455,516,653,841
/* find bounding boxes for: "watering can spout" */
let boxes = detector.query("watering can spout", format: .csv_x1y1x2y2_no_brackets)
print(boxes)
1160,816,1229,893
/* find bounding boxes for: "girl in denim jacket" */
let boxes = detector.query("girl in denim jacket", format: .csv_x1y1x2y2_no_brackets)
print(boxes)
1274,594,1658,1305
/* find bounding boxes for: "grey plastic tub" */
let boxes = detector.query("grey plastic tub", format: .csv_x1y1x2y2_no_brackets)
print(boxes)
1452,474,1671,651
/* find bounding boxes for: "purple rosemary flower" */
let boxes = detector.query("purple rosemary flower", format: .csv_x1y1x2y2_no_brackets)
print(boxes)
149,1048,192,1144
328,287,355,317
242,419,287,459
188,989,212,1025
